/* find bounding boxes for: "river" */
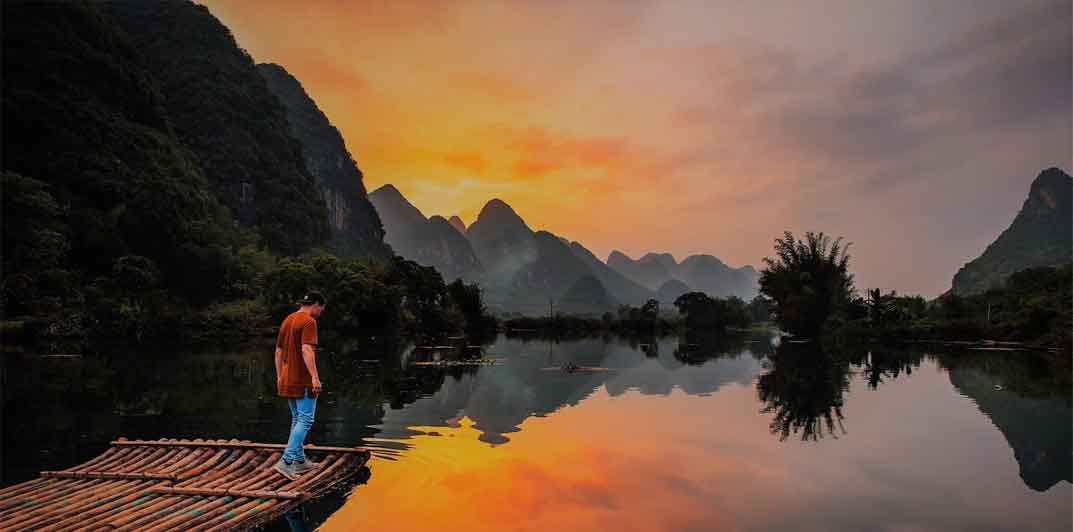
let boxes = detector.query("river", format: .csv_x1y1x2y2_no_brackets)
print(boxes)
2,333,1070,531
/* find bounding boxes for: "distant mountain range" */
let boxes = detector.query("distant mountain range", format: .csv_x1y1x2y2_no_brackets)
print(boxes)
370,187,759,313
952,168,1072,295
368,185,482,281
608,251,758,300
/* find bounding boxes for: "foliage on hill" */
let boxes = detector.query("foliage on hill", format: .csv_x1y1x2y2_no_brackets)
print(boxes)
1,3,261,321
837,264,1072,351
952,168,1072,295
104,0,330,255
257,63,393,261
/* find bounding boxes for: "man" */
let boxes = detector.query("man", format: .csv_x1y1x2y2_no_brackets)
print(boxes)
273,291,326,480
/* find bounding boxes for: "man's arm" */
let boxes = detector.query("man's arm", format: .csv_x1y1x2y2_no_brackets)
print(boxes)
302,344,321,393
274,347,283,385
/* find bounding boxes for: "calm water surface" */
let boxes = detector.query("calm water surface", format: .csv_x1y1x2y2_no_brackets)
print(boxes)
2,333,1070,531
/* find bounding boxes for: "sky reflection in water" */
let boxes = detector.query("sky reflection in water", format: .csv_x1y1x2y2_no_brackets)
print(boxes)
2,334,1069,531
320,335,1071,532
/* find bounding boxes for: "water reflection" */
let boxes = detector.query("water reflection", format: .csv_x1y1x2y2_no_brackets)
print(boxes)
940,354,1072,492
757,344,852,441
374,333,773,447
2,333,1070,531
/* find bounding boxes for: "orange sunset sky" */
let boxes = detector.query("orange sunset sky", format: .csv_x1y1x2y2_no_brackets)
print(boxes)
201,0,1071,296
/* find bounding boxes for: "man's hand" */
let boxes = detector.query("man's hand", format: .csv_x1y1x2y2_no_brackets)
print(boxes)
302,343,321,395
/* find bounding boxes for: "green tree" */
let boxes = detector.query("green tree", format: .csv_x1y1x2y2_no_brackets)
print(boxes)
865,288,896,325
447,279,495,332
85,255,169,342
640,299,660,320
746,295,771,323
385,257,449,333
759,231,854,337
673,292,750,331
1,173,72,315
262,254,403,334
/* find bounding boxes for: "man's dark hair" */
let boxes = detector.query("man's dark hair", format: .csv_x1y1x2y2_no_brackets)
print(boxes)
299,291,327,306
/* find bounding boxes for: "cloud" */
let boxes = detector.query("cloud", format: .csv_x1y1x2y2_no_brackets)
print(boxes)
447,70,535,104
442,151,488,174
203,0,1071,295
745,0,1070,188
286,50,373,93
483,126,630,180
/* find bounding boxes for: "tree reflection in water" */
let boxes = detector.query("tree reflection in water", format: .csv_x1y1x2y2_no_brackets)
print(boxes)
856,348,926,390
672,331,768,366
756,342,852,442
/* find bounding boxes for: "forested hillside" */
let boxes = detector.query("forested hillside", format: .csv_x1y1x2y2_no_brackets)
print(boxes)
2,2,257,315
104,0,330,255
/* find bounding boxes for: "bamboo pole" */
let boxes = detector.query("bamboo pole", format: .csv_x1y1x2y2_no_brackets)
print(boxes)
111,439,369,454
148,486,304,499
40,471,177,481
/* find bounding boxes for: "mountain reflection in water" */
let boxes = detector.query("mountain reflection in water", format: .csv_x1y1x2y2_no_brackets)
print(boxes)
1,333,1069,531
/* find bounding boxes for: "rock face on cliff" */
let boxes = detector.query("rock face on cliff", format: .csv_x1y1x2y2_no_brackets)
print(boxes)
506,231,602,312
257,63,392,261
104,0,328,255
656,279,692,303
608,251,758,300
466,199,653,310
559,275,618,315
466,199,539,285
677,255,758,300
368,185,482,281
426,215,483,280
448,216,467,234
568,242,654,305
607,251,676,290
952,168,1072,295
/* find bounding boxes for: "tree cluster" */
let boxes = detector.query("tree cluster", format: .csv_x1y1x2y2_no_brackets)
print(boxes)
758,231,1070,351
672,292,751,331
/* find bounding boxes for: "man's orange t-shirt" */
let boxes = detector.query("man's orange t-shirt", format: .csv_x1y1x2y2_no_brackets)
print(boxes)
276,310,319,398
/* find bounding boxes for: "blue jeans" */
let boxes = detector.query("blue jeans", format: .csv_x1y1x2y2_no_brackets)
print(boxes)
283,388,317,463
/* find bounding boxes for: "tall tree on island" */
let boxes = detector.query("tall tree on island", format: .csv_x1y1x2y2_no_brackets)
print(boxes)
759,232,855,337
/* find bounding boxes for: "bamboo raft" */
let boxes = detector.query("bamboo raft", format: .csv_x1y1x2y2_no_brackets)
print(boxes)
0,438,370,531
